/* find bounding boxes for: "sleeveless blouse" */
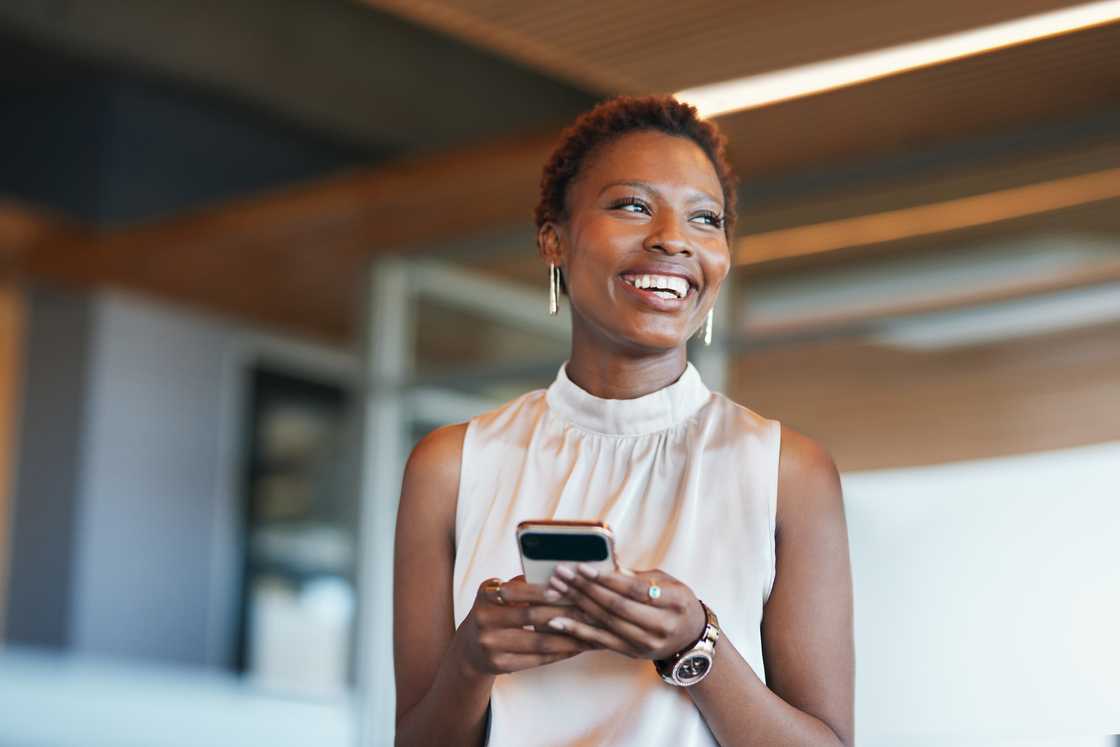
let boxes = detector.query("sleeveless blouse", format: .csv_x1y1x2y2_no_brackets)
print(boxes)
453,362,781,746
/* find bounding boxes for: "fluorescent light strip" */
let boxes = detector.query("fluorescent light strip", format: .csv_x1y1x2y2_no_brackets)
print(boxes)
872,283,1120,350
676,1,1120,118
740,235,1120,337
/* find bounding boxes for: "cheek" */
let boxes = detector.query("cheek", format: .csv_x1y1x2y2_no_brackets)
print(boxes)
705,245,732,288
572,218,632,257
567,263,618,313
565,223,630,292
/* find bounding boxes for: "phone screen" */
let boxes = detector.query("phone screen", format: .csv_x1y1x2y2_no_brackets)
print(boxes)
519,532,610,562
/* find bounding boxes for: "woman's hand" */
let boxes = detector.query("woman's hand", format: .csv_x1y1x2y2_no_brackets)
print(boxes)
456,575,596,677
544,564,706,660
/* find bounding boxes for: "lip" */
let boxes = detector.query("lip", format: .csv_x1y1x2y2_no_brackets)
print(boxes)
618,263,700,292
615,275,695,311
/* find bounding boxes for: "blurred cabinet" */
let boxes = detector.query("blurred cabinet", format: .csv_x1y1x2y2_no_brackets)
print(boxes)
236,367,356,697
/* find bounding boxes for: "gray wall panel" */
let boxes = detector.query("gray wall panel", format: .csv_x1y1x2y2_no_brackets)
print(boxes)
70,295,230,665
5,287,93,648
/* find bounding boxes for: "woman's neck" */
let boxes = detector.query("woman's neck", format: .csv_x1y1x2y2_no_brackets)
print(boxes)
565,331,688,401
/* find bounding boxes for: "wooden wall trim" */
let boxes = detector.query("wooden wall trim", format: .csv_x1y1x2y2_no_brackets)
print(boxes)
14,131,559,343
0,285,26,640
733,320,1120,471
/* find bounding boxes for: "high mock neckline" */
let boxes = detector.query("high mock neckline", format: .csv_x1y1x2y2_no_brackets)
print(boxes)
545,362,711,436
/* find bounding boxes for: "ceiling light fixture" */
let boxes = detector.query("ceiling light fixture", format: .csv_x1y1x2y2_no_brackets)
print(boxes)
675,1,1120,119
870,283,1120,350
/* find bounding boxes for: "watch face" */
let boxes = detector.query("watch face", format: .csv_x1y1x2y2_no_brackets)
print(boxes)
675,652,713,685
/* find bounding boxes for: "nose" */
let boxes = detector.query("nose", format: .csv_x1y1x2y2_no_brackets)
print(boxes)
643,214,692,256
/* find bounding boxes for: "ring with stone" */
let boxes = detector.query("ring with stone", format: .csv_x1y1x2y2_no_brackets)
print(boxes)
646,580,662,602
483,577,506,605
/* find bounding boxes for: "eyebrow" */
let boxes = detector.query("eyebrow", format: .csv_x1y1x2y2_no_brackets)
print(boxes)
599,179,723,207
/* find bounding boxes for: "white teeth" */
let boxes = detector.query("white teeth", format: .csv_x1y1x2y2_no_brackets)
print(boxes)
624,274,691,298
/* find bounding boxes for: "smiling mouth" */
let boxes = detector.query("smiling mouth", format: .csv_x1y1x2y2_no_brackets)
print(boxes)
620,273,693,300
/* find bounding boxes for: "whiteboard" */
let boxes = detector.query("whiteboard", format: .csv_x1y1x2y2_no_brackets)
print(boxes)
842,441,1120,745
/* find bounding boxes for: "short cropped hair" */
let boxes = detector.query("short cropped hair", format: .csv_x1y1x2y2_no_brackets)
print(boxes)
535,95,738,240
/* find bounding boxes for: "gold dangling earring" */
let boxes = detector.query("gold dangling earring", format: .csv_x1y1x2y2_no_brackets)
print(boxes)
704,308,713,346
548,263,559,316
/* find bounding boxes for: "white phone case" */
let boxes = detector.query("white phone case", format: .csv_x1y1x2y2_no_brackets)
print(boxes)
517,521,617,585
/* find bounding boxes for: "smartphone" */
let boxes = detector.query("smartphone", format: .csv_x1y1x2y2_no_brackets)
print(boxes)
517,520,617,585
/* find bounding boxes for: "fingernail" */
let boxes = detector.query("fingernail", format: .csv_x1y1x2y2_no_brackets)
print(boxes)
577,563,598,579
554,564,576,580
543,589,562,602
548,617,571,632
549,576,570,593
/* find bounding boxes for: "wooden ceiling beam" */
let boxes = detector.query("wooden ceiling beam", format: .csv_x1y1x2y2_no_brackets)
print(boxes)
738,167,1120,267
14,130,559,343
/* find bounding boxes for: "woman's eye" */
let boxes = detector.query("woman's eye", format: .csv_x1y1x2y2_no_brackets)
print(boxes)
611,197,651,215
691,211,724,229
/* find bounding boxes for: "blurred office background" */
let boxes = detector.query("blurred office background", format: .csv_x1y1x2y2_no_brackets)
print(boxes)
0,2,1117,745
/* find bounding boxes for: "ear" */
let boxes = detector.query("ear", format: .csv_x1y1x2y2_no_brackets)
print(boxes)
537,222,563,267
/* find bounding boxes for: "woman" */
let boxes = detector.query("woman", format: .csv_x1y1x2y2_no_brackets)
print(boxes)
394,96,854,746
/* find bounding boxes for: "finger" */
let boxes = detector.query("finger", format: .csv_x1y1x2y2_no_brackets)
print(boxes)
548,570,619,627
482,627,593,655
558,564,669,634
498,576,565,606
553,573,657,650
490,604,590,630
478,577,505,607
546,616,639,657
595,569,683,609
547,571,609,623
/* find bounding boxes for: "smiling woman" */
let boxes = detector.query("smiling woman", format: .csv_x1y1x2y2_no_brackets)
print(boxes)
392,96,854,747
538,127,731,354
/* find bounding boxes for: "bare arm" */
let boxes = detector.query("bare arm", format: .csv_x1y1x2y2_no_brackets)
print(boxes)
692,425,854,745
394,424,594,746
548,424,854,745
394,423,492,747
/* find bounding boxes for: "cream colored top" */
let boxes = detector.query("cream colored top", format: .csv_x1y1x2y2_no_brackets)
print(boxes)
453,362,781,746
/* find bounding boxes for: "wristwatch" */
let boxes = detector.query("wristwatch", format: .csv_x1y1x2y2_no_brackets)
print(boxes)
654,600,720,687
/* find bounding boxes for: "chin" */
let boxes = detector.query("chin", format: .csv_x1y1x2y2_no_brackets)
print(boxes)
616,323,690,353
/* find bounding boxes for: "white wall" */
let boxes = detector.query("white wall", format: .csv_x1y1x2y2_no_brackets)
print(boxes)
844,442,1120,745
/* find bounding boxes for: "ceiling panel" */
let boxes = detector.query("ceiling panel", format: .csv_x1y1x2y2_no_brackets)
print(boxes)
367,1,1119,182
718,21,1120,179
364,0,1086,94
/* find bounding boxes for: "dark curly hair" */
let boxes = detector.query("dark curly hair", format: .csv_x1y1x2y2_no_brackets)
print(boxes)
535,95,738,241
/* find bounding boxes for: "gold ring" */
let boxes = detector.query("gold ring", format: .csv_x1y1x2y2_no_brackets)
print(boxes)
647,580,662,602
483,577,505,605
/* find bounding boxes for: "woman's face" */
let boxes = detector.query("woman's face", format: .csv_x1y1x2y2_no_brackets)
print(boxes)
544,130,731,353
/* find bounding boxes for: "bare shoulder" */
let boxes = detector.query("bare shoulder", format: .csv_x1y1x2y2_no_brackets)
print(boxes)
398,422,469,542
404,422,468,490
776,424,844,532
